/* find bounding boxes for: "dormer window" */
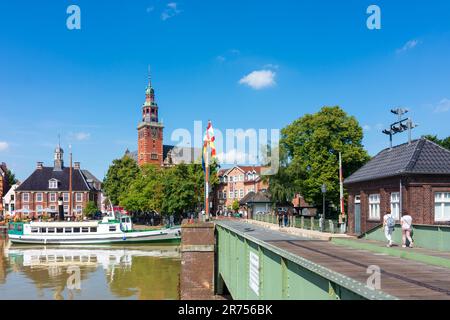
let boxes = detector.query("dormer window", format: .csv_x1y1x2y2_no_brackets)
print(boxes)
49,179,58,189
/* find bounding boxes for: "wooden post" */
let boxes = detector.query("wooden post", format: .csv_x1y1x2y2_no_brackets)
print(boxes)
311,217,314,230
301,216,304,229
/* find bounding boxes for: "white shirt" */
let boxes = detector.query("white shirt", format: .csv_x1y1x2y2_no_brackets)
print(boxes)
401,215,412,230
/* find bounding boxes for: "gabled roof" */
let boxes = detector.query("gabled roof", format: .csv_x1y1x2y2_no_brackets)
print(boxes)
218,165,264,177
16,167,99,192
239,191,271,205
345,138,450,184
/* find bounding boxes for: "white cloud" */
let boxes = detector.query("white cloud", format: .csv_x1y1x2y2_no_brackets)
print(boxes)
0,141,9,151
434,98,450,113
161,2,182,21
239,70,276,90
146,6,154,13
363,125,371,131
71,132,91,141
396,39,420,54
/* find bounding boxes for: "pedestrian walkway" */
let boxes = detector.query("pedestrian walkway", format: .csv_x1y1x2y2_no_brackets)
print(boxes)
332,238,450,270
220,219,450,300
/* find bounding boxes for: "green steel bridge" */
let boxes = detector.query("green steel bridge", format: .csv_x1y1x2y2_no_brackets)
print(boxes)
214,220,450,300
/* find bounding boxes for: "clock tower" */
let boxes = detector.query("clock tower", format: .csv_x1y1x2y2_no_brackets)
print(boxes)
137,71,164,166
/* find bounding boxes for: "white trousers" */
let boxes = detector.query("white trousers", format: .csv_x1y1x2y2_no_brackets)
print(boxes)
384,227,393,244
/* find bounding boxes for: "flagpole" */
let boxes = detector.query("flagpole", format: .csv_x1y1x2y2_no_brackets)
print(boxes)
205,143,210,221
69,145,73,220
339,152,344,214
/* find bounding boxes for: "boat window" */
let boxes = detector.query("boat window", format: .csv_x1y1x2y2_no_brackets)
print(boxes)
73,227,80,233
48,228,55,233
109,226,116,232
90,227,97,233
40,228,46,233
9,224,15,230
57,228,64,233
82,227,89,233
17,224,23,232
31,227,38,233
121,218,127,223
65,228,72,233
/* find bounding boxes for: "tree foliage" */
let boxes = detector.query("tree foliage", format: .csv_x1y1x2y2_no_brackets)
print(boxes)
117,161,220,217
279,106,370,208
103,156,140,205
84,201,99,218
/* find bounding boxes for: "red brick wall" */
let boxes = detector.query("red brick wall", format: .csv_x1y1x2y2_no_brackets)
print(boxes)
138,125,164,167
180,222,215,300
346,175,450,234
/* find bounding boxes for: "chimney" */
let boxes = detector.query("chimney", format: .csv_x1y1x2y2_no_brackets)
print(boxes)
37,162,44,170
74,162,80,170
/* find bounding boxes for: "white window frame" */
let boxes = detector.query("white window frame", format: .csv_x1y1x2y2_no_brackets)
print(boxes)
49,179,58,189
36,205,43,214
50,193,57,203
63,193,69,203
390,192,400,220
36,192,43,203
229,191,233,199
369,194,380,220
435,192,450,222
239,189,244,198
76,205,83,215
22,193,30,203
76,193,83,203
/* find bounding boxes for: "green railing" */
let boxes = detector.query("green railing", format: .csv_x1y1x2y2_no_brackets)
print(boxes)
253,214,343,234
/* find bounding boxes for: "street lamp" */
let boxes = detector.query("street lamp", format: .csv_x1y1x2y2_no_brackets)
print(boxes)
320,184,327,232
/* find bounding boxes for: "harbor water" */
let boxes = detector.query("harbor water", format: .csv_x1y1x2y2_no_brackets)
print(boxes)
0,234,181,300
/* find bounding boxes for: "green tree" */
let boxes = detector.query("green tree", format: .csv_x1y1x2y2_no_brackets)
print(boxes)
120,164,164,213
84,201,98,219
232,200,240,212
280,106,370,209
4,169,18,192
103,156,140,205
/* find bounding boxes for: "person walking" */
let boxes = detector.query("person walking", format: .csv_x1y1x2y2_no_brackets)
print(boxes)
400,210,414,248
278,210,283,228
283,211,289,227
383,209,396,247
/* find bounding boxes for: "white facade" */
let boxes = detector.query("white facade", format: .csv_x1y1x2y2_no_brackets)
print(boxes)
2,183,19,217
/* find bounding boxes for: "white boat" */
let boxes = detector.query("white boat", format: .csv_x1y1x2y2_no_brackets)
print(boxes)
7,214,181,245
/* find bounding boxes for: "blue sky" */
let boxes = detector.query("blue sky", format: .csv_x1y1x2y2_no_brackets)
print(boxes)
1,0,450,181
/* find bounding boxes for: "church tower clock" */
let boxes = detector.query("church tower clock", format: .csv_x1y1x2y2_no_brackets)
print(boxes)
137,71,164,166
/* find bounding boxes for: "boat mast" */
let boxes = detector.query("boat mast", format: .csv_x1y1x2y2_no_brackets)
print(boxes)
69,144,73,219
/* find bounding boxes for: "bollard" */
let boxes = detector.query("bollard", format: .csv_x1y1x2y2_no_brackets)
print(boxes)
310,217,314,230
300,216,304,229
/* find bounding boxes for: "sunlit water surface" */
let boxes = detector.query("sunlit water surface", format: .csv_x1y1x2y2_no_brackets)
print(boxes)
0,234,181,300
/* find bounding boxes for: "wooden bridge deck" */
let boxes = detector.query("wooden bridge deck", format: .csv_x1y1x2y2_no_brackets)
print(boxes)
218,220,450,300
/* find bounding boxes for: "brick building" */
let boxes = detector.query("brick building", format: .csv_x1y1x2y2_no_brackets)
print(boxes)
15,145,102,218
0,162,9,215
215,166,268,213
127,73,200,167
345,138,450,235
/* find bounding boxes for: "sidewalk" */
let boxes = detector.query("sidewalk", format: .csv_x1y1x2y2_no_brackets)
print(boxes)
332,237,450,270
245,218,353,241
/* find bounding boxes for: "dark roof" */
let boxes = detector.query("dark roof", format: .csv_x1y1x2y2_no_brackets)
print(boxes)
239,191,271,205
126,145,201,165
16,167,99,192
345,138,450,184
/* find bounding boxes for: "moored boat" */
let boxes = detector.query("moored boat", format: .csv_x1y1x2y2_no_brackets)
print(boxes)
7,214,181,245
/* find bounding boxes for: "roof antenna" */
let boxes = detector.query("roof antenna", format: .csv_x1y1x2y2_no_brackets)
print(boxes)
148,64,152,87
382,107,418,149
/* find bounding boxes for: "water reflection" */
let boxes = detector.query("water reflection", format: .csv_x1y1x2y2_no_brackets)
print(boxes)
0,234,181,300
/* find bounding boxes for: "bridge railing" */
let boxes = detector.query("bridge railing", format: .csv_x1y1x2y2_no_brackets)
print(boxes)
253,214,343,234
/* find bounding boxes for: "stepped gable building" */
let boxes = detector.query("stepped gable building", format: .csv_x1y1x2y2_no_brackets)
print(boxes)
126,72,200,167
0,162,9,215
214,165,269,212
15,145,102,217
345,138,450,235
